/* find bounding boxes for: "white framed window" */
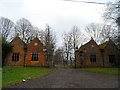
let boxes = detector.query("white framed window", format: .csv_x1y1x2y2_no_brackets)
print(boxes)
31,53,38,61
12,53,19,61
90,54,96,62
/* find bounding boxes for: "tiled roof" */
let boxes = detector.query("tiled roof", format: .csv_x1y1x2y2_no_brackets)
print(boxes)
78,38,96,51
98,41,108,49
78,38,110,51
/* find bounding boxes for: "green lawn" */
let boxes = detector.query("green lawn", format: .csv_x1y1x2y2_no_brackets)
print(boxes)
0,68,2,89
80,68,120,75
2,67,56,87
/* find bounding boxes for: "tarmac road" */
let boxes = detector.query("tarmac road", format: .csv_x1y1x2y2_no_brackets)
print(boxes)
3,67,119,88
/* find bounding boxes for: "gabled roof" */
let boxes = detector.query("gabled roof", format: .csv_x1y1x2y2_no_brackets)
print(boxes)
98,41,109,50
10,35,26,46
99,39,119,50
77,38,119,53
78,38,98,51
28,37,45,48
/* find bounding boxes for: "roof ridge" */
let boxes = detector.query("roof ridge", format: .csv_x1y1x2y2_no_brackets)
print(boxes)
79,38,98,51
99,41,109,49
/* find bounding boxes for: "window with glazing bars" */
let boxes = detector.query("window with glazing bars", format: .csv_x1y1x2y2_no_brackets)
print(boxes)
109,55,115,63
12,53,19,61
32,53,38,61
90,54,96,62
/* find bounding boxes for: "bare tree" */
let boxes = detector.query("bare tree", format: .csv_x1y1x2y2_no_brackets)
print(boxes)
44,25,56,67
85,23,103,44
15,18,34,43
62,26,84,67
70,26,81,50
70,26,82,68
63,32,72,64
0,17,14,41
100,24,116,42
104,0,120,48
32,26,45,43
54,48,64,65
104,0,120,24
85,23,115,44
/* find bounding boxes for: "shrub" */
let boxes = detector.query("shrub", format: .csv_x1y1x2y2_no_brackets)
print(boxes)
2,38,12,67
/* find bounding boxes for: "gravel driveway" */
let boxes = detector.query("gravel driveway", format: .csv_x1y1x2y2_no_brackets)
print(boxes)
3,67,119,88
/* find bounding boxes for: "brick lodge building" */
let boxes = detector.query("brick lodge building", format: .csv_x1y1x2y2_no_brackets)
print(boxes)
76,38,120,68
5,35,46,67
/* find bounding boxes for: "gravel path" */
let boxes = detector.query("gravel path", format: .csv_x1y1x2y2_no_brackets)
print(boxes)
4,67,119,88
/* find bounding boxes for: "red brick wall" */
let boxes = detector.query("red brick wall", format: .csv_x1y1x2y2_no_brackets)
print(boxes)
5,37,46,67
76,39,120,68
76,39,103,68
25,38,46,66
83,40,103,67
5,36,24,66
103,40,120,67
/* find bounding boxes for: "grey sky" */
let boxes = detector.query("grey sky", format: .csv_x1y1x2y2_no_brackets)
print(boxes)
0,0,114,46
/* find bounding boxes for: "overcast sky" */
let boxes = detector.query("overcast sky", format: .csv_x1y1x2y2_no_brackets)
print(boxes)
0,0,113,47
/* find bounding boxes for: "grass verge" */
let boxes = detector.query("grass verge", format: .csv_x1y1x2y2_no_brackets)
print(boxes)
2,67,56,87
80,68,120,75
0,68,2,89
